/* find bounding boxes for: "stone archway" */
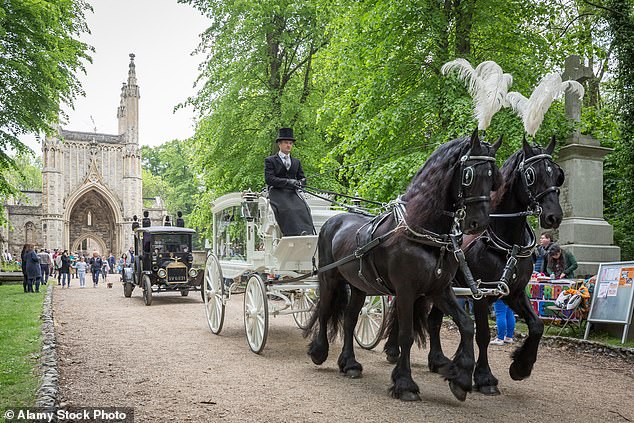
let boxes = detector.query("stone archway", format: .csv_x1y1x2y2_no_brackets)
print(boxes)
71,233,107,258
67,190,117,256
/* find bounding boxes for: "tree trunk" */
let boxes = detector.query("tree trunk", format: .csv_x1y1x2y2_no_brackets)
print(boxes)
454,0,475,57
267,14,285,153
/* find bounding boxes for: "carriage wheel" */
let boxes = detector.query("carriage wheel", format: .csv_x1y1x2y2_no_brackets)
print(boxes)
354,296,387,349
291,289,317,330
244,274,269,354
203,254,225,335
142,275,153,306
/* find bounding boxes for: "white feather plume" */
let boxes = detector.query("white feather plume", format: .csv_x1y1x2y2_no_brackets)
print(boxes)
506,73,585,136
441,59,513,130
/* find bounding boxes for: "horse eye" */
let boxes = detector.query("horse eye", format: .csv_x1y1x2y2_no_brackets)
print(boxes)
487,169,492,177
525,167,536,186
463,167,474,186
546,165,552,175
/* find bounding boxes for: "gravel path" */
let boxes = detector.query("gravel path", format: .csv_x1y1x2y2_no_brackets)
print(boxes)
54,274,634,422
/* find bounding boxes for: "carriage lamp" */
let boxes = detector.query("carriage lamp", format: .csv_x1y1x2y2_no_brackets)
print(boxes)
157,268,167,279
189,268,198,278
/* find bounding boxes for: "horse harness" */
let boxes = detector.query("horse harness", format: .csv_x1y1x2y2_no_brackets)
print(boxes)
491,152,561,219
476,152,559,294
314,150,498,297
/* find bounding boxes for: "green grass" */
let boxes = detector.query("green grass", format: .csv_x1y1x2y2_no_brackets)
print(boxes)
0,285,45,409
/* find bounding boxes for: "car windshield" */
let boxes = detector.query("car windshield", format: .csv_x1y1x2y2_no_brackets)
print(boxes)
151,234,190,253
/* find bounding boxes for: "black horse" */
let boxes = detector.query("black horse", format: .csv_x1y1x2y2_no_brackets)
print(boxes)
305,131,502,401
384,137,564,396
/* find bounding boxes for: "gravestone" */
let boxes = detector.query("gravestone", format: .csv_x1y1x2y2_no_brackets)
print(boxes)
557,55,620,276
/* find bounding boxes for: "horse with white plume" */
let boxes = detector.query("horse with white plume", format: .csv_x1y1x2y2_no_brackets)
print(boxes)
441,59,514,130
506,73,585,136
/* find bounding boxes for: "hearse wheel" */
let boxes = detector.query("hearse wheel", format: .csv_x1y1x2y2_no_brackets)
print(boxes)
203,254,225,335
354,295,387,349
142,275,153,306
291,289,317,330
244,273,268,354
181,289,189,297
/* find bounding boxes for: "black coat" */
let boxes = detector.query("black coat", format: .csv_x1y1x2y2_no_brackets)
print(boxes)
25,250,42,279
264,154,314,236
264,154,305,189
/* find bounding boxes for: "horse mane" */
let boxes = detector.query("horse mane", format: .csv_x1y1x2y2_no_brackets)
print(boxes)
403,136,471,222
491,149,523,209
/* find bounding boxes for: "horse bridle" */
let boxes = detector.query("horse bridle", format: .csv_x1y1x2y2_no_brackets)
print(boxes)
452,151,498,222
518,153,561,216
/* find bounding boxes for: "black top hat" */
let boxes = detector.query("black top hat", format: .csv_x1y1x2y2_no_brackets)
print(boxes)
276,127,295,142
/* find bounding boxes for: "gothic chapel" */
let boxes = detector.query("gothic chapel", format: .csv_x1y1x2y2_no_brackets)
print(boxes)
1,54,144,256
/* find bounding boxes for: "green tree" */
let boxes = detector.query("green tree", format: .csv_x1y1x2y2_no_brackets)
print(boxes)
0,0,92,222
1,154,43,192
181,0,332,204
183,0,630,256
141,140,201,222
601,0,634,259
313,0,576,201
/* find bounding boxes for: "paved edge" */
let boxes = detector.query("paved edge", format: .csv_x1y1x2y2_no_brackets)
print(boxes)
35,283,58,410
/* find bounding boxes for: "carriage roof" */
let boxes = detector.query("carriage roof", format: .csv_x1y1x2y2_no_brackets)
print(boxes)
134,226,196,235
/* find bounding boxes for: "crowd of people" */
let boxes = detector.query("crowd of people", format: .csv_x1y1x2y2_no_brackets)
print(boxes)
1,245,134,293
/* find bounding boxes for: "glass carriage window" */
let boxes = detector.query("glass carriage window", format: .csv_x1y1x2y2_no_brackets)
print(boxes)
152,234,191,253
215,206,247,261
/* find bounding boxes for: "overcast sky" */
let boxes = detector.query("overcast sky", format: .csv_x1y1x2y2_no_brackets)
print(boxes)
22,0,209,153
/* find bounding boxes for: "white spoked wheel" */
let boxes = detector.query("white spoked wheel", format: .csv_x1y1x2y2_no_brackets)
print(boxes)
291,289,317,330
244,274,268,354
354,295,387,349
203,254,225,335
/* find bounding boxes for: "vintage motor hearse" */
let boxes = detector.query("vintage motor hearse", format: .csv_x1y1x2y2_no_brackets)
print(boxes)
123,225,202,305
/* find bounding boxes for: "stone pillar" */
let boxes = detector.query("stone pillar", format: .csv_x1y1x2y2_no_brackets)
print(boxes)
557,55,620,276
120,53,142,253
41,133,65,249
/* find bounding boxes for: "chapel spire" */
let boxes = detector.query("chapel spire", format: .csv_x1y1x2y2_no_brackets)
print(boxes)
127,53,137,86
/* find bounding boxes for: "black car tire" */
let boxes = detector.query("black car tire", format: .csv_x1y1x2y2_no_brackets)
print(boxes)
143,275,153,306
124,282,134,298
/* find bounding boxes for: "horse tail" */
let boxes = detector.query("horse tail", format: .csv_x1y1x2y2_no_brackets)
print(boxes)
383,296,429,347
303,230,349,342
303,276,348,341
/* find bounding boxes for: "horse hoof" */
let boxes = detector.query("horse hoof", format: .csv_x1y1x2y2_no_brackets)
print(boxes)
449,381,468,402
509,362,529,381
476,385,501,396
399,391,421,402
386,354,398,364
345,369,362,379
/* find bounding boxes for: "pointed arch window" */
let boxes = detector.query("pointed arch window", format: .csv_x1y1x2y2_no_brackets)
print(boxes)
25,222,35,244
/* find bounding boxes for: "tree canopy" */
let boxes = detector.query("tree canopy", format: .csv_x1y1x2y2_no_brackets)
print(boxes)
0,0,92,221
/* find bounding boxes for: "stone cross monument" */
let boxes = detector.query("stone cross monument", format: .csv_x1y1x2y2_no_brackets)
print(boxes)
557,55,620,276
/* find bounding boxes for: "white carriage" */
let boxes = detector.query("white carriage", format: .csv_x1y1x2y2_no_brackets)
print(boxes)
202,190,387,353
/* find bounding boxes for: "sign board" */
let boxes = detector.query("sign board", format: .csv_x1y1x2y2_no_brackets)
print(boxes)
525,279,577,319
584,261,634,343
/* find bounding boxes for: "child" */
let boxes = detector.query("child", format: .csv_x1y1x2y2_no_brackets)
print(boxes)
74,257,88,288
